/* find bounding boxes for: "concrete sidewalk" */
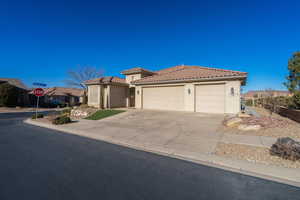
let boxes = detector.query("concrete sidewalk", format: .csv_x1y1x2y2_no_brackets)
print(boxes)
221,134,277,148
24,111,300,187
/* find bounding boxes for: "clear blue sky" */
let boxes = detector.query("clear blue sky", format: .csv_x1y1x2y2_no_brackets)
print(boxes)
1,0,299,91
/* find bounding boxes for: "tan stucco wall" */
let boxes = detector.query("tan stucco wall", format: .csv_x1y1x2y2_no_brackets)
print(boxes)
87,84,129,109
125,74,142,86
135,85,142,108
184,83,194,112
225,81,241,114
109,85,128,108
135,80,242,114
103,86,109,108
88,85,101,108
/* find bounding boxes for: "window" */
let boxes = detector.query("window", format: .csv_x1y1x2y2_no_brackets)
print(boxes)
131,76,135,81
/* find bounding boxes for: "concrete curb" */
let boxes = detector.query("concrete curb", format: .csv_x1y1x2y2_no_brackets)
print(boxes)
24,118,300,188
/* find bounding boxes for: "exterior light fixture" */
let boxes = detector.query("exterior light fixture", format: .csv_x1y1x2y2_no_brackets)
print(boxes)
188,88,191,95
137,90,140,95
231,87,235,96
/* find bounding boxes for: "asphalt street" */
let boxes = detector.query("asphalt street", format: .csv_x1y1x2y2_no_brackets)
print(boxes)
0,112,299,200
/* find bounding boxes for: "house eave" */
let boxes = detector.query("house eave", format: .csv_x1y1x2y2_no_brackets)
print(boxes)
132,75,247,86
85,82,129,86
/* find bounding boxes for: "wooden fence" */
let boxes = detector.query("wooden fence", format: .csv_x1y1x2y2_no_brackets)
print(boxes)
278,107,300,123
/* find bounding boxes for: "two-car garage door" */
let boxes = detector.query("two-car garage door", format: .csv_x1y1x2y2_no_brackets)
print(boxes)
142,86,184,111
141,84,225,113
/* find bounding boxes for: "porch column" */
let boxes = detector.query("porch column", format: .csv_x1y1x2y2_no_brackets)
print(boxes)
107,85,111,109
126,87,130,107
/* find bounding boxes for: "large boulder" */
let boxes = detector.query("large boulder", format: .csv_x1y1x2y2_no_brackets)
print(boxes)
225,117,242,127
270,137,300,161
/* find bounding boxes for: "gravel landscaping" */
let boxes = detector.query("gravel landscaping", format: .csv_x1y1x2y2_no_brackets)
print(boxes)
220,107,300,139
215,143,300,169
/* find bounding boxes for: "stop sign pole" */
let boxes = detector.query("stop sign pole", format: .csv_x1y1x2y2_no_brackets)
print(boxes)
33,88,44,119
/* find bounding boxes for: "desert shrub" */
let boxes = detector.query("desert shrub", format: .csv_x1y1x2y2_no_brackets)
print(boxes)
0,83,18,107
245,99,253,106
270,137,300,161
61,108,72,115
254,98,264,107
79,104,89,108
52,114,71,125
31,113,44,119
274,96,291,107
292,91,300,109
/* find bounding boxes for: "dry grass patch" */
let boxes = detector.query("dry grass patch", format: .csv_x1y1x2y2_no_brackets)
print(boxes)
215,143,300,169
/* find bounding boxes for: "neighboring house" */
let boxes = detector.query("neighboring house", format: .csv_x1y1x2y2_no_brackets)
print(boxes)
29,87,84,107
0,78,30,106
85,65,247,114
242,90,292,100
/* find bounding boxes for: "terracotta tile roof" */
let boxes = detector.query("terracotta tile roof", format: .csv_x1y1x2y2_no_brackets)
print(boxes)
29,87,84,97
0,78,29,90
85,76,127,85
121,67,155,75
132,65,247,84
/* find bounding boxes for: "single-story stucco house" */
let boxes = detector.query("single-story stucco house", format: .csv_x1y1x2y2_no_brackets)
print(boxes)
85,65,247,114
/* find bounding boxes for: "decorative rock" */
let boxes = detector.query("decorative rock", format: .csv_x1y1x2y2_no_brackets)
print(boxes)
70,108,97,119
238,124,261,131
225,117,242,127
238,113,251,118
270,137,300,161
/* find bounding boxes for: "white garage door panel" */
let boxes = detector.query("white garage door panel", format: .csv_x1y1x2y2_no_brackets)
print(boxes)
142,86,184,111
195,84,225,113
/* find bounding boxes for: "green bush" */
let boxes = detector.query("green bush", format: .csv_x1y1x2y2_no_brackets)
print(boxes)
0,83,18,107
52,114,72,125
31,113,44,119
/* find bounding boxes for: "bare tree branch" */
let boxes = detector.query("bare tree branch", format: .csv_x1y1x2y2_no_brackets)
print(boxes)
64,65,104,90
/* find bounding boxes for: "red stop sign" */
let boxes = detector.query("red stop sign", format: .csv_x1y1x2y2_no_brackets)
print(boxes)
33,88,44,97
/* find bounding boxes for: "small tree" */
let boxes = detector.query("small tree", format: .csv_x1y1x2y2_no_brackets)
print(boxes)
0,83,18,107
263,89,276,115
284,52,300,93
64,66,103,104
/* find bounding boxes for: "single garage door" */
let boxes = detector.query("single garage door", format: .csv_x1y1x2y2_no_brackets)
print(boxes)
195,84,225,113
142,86,184,111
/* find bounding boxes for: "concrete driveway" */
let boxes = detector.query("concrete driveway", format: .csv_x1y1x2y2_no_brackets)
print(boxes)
61,110,225,156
